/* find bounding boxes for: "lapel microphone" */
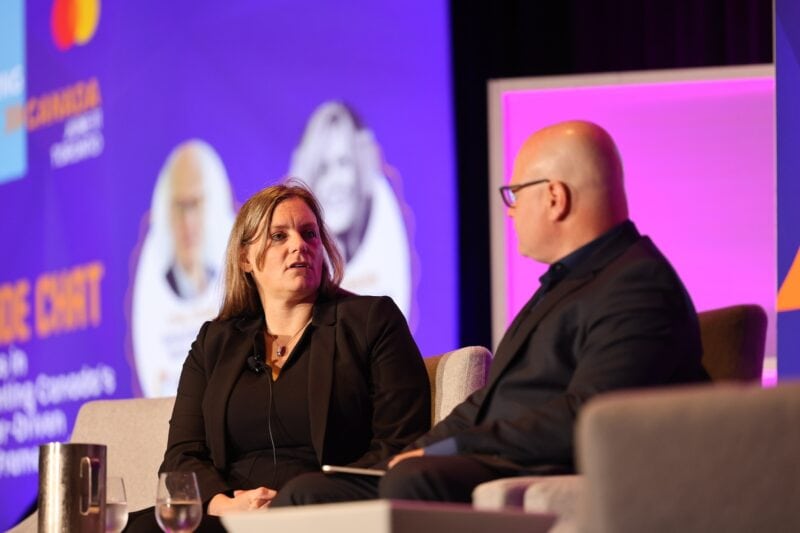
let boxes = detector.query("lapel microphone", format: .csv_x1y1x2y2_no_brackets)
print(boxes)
247,353,267,374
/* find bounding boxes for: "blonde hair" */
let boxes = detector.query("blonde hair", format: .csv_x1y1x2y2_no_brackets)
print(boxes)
217,179,344,320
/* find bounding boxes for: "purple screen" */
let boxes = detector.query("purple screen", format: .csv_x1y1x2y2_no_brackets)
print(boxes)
0,1,456,527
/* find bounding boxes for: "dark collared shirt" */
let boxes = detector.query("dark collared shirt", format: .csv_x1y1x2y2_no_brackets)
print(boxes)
536,219,632,300
424,220,633,458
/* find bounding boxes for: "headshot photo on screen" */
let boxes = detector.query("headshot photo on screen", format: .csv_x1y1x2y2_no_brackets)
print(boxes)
131,139,235,397
290,101,414,318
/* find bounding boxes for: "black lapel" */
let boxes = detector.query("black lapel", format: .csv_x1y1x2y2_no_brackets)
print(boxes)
487,223,642,391
204,315,262,469
307,296,337,463
488,275,595,388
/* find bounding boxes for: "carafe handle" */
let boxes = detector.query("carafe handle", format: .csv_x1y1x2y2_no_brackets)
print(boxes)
79,456,92,515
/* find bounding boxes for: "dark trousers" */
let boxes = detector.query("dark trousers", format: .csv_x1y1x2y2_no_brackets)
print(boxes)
271,456,516,506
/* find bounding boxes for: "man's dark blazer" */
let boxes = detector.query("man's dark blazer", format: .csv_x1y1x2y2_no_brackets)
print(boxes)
416,221,707,474
161,292,431,500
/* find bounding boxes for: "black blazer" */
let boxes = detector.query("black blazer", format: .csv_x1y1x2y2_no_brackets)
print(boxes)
160,292,431,500
416,221,707,473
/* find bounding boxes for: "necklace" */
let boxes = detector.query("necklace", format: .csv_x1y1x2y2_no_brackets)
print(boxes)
266,318,312,359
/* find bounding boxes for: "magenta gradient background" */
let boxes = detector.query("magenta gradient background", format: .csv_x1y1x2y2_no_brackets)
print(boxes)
500,77,776,372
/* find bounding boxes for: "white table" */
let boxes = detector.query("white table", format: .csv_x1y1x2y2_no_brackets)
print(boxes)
221,499,556,533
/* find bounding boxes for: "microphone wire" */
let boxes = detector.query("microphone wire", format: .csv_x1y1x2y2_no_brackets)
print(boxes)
266,369,277,490
244,345,278,491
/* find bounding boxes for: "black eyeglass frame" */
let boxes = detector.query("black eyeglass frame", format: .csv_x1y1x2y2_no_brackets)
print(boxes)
498,179,550,208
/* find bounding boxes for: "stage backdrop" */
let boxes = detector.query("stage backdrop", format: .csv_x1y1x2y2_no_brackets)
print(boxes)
777,0,800,379
488,66,776,380
0,0,457,528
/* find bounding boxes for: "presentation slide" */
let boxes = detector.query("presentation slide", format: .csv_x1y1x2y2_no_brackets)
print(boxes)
0,1,456,527
488,66,775,380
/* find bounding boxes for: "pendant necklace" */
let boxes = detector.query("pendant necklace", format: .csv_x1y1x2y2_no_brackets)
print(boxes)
267,318,312,360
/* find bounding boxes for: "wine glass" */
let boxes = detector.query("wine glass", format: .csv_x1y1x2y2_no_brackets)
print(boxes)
155,472,202,533
105,476,128,533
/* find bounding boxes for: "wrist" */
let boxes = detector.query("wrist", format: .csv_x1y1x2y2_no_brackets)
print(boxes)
207,493,231,516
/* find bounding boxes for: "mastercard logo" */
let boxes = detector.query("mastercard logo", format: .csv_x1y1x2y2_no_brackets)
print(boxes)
51,0,101,50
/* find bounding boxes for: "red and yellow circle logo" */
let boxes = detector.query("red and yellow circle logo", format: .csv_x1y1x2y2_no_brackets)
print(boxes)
51,0,101,50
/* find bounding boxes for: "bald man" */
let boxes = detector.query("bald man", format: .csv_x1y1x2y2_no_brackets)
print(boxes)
165,143,213,299
273,120,708,505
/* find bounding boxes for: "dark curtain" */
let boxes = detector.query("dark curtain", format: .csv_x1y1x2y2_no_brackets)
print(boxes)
452,0,773,349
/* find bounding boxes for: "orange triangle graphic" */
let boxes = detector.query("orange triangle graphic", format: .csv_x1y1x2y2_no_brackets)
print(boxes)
778,247,800,311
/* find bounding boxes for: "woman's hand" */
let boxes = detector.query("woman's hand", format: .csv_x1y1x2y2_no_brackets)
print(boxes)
207,487,277,515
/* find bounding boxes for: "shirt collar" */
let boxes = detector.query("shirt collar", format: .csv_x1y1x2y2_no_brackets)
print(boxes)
541,220,632,286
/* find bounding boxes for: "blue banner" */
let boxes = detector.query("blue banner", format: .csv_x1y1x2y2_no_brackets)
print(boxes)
777,0,800,379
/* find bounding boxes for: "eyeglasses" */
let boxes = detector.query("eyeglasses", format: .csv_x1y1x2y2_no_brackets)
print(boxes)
498,179,549,208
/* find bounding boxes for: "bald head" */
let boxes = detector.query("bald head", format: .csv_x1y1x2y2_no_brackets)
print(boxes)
168,144,207,274
508,120,628,263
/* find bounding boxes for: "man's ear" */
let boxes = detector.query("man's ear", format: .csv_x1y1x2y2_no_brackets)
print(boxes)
547,181,570,221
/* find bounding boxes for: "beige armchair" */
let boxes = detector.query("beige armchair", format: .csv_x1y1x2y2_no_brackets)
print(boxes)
9,346,492,531
576,382,800,532
423,345,491,424
9,396,175,533
697,303,767,381
472,304,769,528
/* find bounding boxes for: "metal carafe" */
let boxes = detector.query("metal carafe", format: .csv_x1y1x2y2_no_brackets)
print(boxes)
38,442,106,533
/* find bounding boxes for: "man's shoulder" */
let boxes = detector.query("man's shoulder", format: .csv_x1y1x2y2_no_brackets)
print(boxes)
614,235,679,274
593,235,691,300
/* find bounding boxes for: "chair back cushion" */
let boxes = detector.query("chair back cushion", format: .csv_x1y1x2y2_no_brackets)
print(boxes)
576,383,800,533
70,396,175,512
698,304,767,381
424,346,491,424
